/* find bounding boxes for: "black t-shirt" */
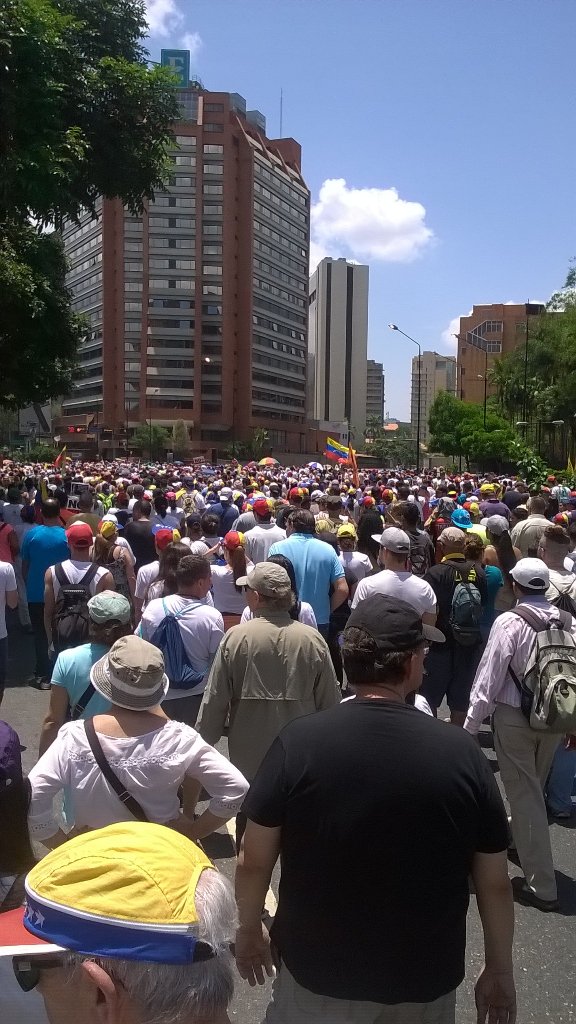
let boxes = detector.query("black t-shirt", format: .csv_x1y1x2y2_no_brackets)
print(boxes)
424,558,487,640
123,519,156,571
243,701,508,1005
406,528,435,577
502,489,525,511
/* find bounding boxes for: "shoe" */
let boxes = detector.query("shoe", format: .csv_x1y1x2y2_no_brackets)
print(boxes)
547,806,572,820
511,876,559,912
38,677,52,691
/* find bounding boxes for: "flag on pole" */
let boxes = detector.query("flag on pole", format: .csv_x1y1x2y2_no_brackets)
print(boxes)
323,436,349,463
53,446,67,468
347,445,359,487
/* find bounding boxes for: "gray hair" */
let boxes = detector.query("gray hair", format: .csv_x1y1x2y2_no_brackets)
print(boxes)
65,869,236,1024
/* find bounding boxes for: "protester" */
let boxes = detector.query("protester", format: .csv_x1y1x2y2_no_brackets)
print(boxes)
209,486,238,535
210,531,251,628
0,559,17,705
351,527,438,624
538,524,576,613
182,513,210,555
133,526,181,619
145,540,191,604
336,523,373,581
510,496,549,556
21,499,69,689
123,499,156,571
240,553,316,627
393,499,435,577
67,489,101,534
91,518,136,602
243,498,285,564
464,532,503,638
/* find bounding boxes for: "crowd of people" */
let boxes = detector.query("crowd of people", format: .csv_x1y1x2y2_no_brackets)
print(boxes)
1,454,576,1023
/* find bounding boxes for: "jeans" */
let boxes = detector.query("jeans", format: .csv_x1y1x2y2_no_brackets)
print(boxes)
28,602,51,679
547,742,576,815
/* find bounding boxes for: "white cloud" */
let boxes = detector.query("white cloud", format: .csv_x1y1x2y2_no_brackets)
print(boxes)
441,312,471,351
145,0,184,36
309,178,433,271
182,31,202,61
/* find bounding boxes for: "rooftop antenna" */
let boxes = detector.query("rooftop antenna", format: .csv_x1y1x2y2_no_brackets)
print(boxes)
279,87,283,137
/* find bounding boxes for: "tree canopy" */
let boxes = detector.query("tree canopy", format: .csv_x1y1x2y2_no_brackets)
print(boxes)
428,392,518,468
171,419,190,457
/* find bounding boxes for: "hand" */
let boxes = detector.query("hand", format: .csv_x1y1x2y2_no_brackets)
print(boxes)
475,966,516,1023
47,642,55,659
235,923,275,987
565,734,576,750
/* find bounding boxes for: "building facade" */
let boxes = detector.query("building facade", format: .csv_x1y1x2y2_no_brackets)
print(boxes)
411,351,456,443
60,64,310,455
456,303,544,405
308,257,369,441
366,359,385,424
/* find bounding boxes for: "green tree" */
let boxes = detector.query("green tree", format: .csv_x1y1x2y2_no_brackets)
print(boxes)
250,428,270,460
0,0,179,407
130,424,170,461
428,392,519,469
171,419,190,457
364,421,417,467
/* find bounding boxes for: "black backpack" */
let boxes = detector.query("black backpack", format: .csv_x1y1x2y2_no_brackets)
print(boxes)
548,579,576,619
53,563,99,654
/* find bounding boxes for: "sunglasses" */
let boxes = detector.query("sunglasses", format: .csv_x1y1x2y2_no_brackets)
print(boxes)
12,955,64,992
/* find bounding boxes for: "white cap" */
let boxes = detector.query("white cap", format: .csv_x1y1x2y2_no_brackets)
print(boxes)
509,558,549,591
371,527,411,554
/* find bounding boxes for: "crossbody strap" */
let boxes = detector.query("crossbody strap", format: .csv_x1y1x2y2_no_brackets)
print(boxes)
84,719,149,822
71,683,96,720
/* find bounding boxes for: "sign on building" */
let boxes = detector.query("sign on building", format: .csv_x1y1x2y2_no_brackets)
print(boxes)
160,49,190,88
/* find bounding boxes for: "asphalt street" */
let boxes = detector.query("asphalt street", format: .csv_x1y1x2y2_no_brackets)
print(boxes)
2,620,575,1024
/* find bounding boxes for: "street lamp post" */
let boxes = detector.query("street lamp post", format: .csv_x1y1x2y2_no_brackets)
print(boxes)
388,324,421,473
146,387,161,462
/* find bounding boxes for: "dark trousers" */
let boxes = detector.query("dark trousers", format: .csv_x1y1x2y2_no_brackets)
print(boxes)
28,602,51,679
162,691,203,728
420,642,483,714
0,637,7,701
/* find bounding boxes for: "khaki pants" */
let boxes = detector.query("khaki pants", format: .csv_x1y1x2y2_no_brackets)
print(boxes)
265,966,456,1024
493,703,560,901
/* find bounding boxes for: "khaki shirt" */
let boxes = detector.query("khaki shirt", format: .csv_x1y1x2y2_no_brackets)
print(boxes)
198,610,341,780
510,514,548,557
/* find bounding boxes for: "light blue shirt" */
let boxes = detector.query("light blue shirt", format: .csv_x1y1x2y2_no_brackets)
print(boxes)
21,525,69,602
51,642,111,716
268,533,344,626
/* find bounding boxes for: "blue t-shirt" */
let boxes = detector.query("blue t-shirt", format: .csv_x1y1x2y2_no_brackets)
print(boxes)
481,564,504,629
21,525,69,602
50,642,110,716
268,533,345,626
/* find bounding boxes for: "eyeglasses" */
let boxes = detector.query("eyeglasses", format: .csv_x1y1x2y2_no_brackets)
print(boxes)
13,955,64,992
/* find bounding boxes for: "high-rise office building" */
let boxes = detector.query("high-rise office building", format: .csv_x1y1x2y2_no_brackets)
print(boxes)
60,53,310,455
366,359,385,424
411,351,456,444
308,257,369,439
457,303,544,405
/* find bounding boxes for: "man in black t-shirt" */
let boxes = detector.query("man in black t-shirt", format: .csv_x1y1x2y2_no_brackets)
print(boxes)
236,595,515,1024
122,499,156,571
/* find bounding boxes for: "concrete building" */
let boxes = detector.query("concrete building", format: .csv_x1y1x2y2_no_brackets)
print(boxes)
308,257,369,440
457,303,544,405
411,351,456,443
366,359,385,424
59,53,310,456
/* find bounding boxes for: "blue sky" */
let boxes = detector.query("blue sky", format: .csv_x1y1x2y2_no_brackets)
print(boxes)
145,0,576,419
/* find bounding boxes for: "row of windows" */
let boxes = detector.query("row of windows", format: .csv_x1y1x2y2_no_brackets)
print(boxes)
67,233,103,262
203,223,222,236
252,315,305,343
253,277,306,309
203,144,223,154
149,216,195,229
253,221,307,260
151,196,195,208
79,346,103,363
149,298,194,309
149,278,193,289
124,321,141,331
254,180,307,224
125,221,143,233
203,184,223,196
149,319,194,329
125,301,142,311
253,295,307,325
149,258,195,270
69,270,102,293
203,264,222,276
204,123,223,133
252,406,304,424
174,155,195,167
253,201,307,242
203,203,222,215
125,241,143,252
254,238,307,275
254,256,306,292
254,160,308,207
252,370,306,393
252,388,305,409
174,135,197,147
63,218,101,245
204,103,224,112
253,333,306,359
203,283,222,296
147,358,194,370
203,303,222,315
149,239,195,252
71,289,103,311
253,351,306,376
203,163,223,175
167,175,195,188
146,338,191,350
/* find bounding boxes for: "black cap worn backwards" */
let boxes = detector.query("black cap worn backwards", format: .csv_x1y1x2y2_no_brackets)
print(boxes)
346,595,445,652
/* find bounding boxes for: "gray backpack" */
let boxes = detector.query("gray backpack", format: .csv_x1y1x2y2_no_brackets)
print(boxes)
509,605,576,733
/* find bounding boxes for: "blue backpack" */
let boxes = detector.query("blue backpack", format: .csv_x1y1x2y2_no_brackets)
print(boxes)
150,600,207,690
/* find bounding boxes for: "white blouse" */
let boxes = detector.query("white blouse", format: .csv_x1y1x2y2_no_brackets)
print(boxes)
28,719,248,840
210,563,251,615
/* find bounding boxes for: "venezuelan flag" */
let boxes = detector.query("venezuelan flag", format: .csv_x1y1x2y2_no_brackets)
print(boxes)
324,436,349,463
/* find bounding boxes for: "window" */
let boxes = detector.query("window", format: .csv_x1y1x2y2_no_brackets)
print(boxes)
203,204,222,215
125,241,143,252
149,319,194,329
124,261,142,272
174,155,196,166
202,324,222,336
175,135,196,147
203,284,222,296
125,282,143,292
171,176,195,188
202,265,222,276
203,123,223,133
202,303,222,315
124,321,141,331
148,298,194,309
150,258,195,270
203,184,223,195
202,224,222,235
203,163,223,175
203,144,223,154
203,244,222,255
175,217,195,228
125,301,142,311
204,103,224,112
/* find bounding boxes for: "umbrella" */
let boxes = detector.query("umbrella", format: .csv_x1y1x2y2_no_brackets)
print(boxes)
307,461,324,470
258,457,279,466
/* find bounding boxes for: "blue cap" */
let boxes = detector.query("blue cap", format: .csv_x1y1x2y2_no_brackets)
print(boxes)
451,508,472,530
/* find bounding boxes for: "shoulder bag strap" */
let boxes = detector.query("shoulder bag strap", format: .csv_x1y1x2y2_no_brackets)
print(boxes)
84,719,149,822
71,683,96,720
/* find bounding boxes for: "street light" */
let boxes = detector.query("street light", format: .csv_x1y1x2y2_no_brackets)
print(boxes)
388,324,421,473
146,386,161,462
476,374,488,428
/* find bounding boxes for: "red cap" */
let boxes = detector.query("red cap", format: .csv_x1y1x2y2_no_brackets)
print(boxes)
154,528,177,550
223,531,244,550
66,523,93,548
253,498,271,517
289,487,304,500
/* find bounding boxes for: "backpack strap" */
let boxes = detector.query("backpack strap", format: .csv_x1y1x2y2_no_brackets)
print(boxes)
79,563,99,588
510,605,550,633
54,562,69,587
84,720,149,822
162,598,201,621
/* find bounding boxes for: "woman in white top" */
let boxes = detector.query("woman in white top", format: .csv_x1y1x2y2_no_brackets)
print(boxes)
240,553,317,629
91,519,136,603
210,531,252,629
28,635,248,846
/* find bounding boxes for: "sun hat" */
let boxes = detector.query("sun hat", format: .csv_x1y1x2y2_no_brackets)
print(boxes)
0,822,216,964
451,508,472,530
87,590,132,626
222,530,244,550
236,562,291,597
371,527,411,554
337,523,357,539
66,522,93,548
90,636,169,711
345,595,445,652
0,720,22,790
509,557,550,591
485,515,510,536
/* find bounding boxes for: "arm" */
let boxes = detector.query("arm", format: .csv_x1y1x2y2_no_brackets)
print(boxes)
314,649,342,709
28,734,69,841
38,683,70,756
330,575,348,612
43,569,55,647
184,732,249,825
196,644,233,747
463,620,514,734
95,569,115,593
235,822,282,985
120,548,137,599
472,851,516,1023
5,565,18,610
8,529,19,560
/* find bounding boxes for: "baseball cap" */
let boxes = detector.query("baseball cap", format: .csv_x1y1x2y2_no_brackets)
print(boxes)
509,557,550,591
0,720,23,790
219,487,233,501
152,525,181,549
451,508,472,530
337,523,357,539
66,522,93,548
99,518,118,539
480,483,495,495
87,590,132,625
289,486,305,500
0,822,217,964
91,636,169,711
236,562,291,597
439,526,467,547
345,595,445,651
222,530,244,550
485,515,510,536
371,527,411,554
253,498,271,517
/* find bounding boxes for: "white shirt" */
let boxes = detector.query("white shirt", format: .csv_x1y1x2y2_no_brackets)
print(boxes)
0,561,17,639
241,601,317,629
547,568,576,604
210,564,250,615
49,559,110,599
464,595,576,733
1,502,24,528
28,718,248,840
339,550,373,582
181,538,210,556
243,523,286,565
135,560,159,604
351,569,437,618
138,594,224,697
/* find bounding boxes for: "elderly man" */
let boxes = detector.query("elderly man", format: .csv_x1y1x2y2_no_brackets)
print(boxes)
510,495,549,557
198,562,340,847
236,596,515,1024
0,821,236,1024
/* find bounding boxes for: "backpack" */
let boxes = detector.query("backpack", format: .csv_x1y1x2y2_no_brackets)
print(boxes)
548,579,576,619
53,563,99,654
409,533,433,578
509,605,576,733
449,568,482,646
149,599,207,690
